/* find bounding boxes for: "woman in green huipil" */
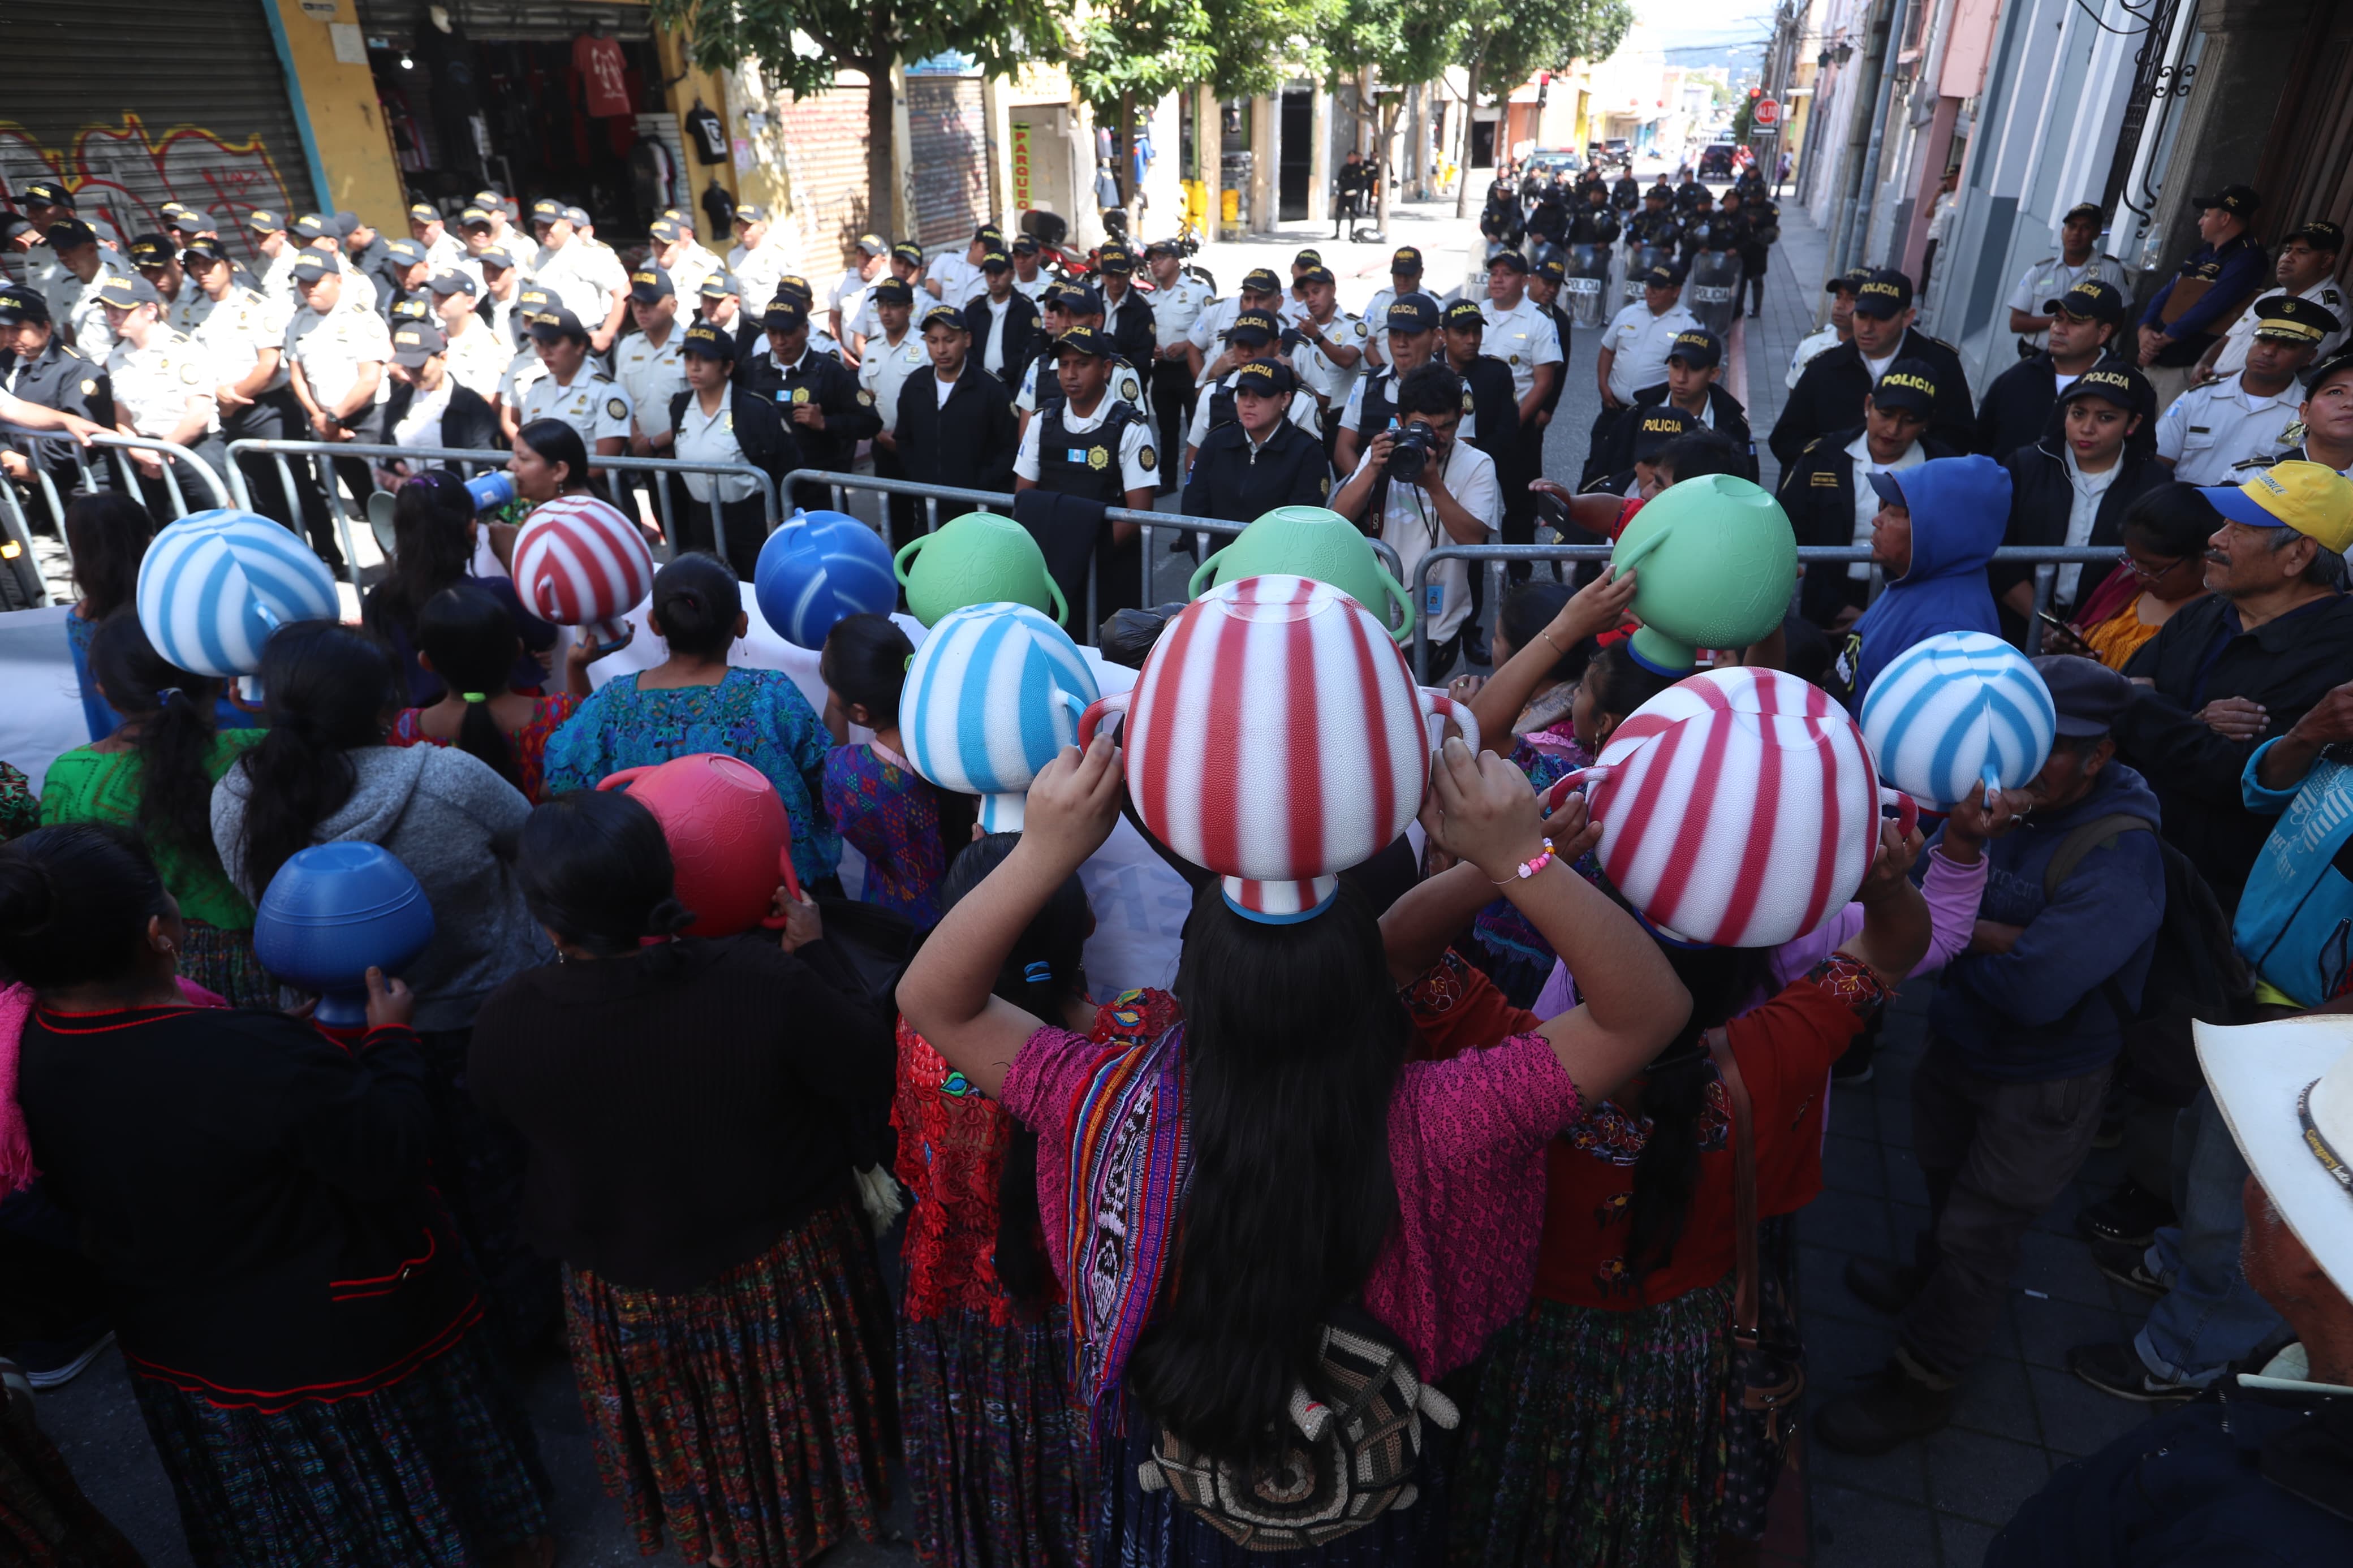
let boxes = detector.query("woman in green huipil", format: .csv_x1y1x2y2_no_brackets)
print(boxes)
39,612,271,1008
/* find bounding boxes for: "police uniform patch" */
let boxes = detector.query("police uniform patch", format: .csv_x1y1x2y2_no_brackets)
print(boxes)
1319,474,1331,496
1088,447,1109,470
857,389,874,405
1810,472,1840,487
1120,374,1140,400
179,362,202,386
1139,444,1157,472
1509,354,1521,365
792,387,811,404
606,397,627,419
80,379,97,395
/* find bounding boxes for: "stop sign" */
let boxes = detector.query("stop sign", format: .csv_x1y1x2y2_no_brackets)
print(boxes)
1754,97,1781,128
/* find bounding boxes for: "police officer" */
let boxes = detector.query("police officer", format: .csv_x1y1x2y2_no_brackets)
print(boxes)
1009,234,1055,303
1481,175,1525,249
419,270,503,398
519,305,632,465
1182,357,1331,521
1438,299,1523,485
2005,202,2130,357
172,237,301,528
11,180,84,299
1095,244,1160,370
1018,287,1148,427
1291,265,1367,446
1973,278,2130,460
1480,248,1561,569
2197,221,2349,385
896,301,1021,495
290,213,377,314
281,250,391,573
2154,295,2333,485
2137,184,2270,410
95,274,225,513
383,322,500,457
1769,268,1973,466
1361,247,1429,372
1525,177,1570,248
128,234,194,313
1190,267,1296,386
529,201,630,353
1674,170,1709,216
1336,295,1452,474
1625,185,1683,262
1143,237,1211,474
1599,326,1757,479
1526,251,1576,430
377,239,432,324
495,284,557,438
962,255,1041,388
0,285,111,505
1584,403,1700,500
647,216,722,318
1013,325,1160,615
1568,183,1621,247
1725,186,1779,319
614,267,689,525
742,296,879,509
1611,167,1643,216
407,201,467,275
1187,310,1321,473
44,220,128,362
856,278,928,447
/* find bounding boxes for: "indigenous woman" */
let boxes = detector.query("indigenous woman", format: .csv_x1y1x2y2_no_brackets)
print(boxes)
821,613,964,926
389,584,592,804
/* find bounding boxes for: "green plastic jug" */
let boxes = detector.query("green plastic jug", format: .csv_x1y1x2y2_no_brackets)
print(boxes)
893,511,1068,628
1185,506,1416,642
1611,474,1798,672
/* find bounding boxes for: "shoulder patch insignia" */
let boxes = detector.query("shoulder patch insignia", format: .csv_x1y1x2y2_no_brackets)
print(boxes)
1139,444,1157,472
180,361,202,386
1319,474,1331,496
81,378,97,395
606,396,627,418
857,388,874,405
1088,446,1109,470
1811,472,1840,487
1120,374,1141,400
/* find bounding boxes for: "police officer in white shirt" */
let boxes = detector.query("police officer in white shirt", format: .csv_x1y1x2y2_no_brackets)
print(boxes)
1592,259,1702,483
424,271,505,397
173,237,304,527
830,234,889,361
2197,221,2349,385
2006,202,2131,355
1015,287,1149,427
1143,237,1212,480
1479,250,1564,413
246,209,303,305
1329,361,1502,673
2156,296,2333,485
1013,325,1160,613
1291,265,1368,440
1188,268,1296,388
726,204,790,327
495,286,558,438
290,214,377,315
407,202,467,274
645,216,721,319
856,279,927,430
927,227,999,310
1361,247,1429,370
94,273,226,510
1009,235,1055,303
526,200,630,354
128,234,196,313
281,250,393,573
43,220,127,361
615,267,689,460
518,305,633,462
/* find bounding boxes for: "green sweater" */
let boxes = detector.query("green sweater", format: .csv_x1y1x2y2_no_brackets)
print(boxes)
40,731,267,930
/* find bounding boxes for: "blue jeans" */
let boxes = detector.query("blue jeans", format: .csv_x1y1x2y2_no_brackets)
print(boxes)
2132,1088,2284,1385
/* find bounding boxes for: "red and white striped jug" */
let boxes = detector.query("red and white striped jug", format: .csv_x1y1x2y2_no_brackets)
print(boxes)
510,494,656,650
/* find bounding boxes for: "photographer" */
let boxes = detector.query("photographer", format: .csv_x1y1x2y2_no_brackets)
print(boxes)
1331,362,1502,673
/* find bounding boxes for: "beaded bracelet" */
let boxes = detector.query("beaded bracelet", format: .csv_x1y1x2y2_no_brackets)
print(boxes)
1494,838,1555,884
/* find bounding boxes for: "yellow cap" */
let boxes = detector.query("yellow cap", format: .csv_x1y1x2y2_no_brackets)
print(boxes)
2208,461,2353,555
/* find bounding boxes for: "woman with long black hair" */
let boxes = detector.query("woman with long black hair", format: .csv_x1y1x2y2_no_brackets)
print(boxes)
210,620,554,1351
470,790,897,1568
2,823,553,1567
39,612,272,1007
894,833,1101,1567
360,468,557,708
389,584,597,803
899,736,1691,1564
59,492,158,742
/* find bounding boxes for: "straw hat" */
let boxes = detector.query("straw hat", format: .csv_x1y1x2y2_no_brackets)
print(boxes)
2195,1015,2353,1300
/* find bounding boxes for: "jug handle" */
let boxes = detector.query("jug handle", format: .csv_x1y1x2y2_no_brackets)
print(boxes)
596,766,655,792
1184,545,1227,602
1077,690,1132,751
1374,560,1419,644
891,531,928,588
1540,765,1613,816
1415,688,1480,757
1044,572,1071,628
1880,785,1920,843
759,847,809,928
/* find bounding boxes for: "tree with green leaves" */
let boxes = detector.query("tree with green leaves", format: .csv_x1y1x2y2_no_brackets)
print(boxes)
649,0,1061,247
1325,0,1463,229
1453,0,1635,215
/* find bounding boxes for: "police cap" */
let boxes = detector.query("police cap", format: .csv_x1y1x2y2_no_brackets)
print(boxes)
629,266,676,303
1440,299,1486,331
528,305,590,339
2287,221,2347,254
979,249,1012,273
382,238,428,266
2253,294,2342,344
427,268,478,296
2058,364,2153,414
92,274,163,312
699,270,738,299
16,180,74,211
245,209,285,234
1631,405,1700,462
1051,326,1117,360
288,251,337,286
891,241,925,267
1239,267,1284,297
1390,246,1425,275
1868,358,1941,416
1385,295,1440,334
2044,278,2127,325
872,277,916,306
475,247,516,271
1852,269,1916,318
390,323,448,366
1233,358,1298,396
180,239,232,270
128,232,175,267
919,303,967,333
0,287,50,326
732,203,772,225
1668,329,1722,370
2191,185,2261,218
45,220,97,251
761,299,809,332
681,320,734,358
1048,285,1104,317
1228,310,1280,345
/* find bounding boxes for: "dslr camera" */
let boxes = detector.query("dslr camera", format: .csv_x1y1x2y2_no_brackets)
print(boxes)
1387,419,1440,483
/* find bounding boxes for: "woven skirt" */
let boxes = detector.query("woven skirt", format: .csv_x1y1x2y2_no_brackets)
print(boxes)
899,1304,1093,1568
1447,1280,1735,1568
563,1196,897,1568
128,1322,551,1568
177,917,275,1012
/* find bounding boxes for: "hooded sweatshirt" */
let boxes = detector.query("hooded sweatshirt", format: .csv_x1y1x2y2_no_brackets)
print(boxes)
213,746,547,1033
1925,759,2166,1080
1839,453,2011,709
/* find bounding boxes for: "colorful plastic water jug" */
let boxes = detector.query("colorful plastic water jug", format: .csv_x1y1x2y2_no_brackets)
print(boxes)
1546,667,1916,948
894,511,1068,628
1611,474,1799,672
252,843,437,1027
902,602,1101,831
135,508,340,681
510,494,656,649
755,509,897,649
1860,632,2057,810
1080,574,1478,921
1186,505,1416,642
597,753,804,936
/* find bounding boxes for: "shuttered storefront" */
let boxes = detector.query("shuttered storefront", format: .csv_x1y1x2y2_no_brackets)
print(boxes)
0,0,318,271
908,76,988,249
777,87,871,275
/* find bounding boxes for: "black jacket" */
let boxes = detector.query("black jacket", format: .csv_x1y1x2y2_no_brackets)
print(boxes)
0,337,111,476
739,347,880,472
1974,351,2132,463
385,378,501,452
18,1009,476,1408
1775,424,1959,626
1182,416,1333,522
2118,590,2353,897
1994,438,2166,615
962,290,1042,389
1769,329,1976,467
895,364,1020,495
1100,286,1160,371
1606,382,1757,479
1453,353,1522,475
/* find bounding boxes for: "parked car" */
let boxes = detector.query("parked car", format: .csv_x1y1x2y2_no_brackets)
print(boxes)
1526,148,1585,178
1697,142,1738,181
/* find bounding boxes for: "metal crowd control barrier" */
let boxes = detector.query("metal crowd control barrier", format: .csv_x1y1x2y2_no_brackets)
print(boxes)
779,467,1405,646
225,440,781,576
1407,543,2130,682
0,425,233,523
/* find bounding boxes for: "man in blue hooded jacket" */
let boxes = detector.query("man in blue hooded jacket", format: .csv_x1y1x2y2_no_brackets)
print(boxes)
1817,656,2167,1452
1833,452,2012,709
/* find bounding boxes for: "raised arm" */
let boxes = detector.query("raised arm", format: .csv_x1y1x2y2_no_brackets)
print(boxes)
1466,565,1637,749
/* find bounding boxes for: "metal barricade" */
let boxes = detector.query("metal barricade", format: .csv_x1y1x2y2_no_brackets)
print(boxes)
225,440,779,576
1405,543,2127,682
0,479,49,606
0,425,233,526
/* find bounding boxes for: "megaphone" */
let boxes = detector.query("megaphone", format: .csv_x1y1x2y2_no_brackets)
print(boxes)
365,470,516,555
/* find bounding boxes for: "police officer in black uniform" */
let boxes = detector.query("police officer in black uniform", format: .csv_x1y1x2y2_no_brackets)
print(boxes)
1014,325,1160,616
1598,327,1757,479
1526,178,1571,248
1769,267,1975,465
1182,358,1331,520
1674,172,1709,217
1725,187,1779,318
1611,168,1644,217
1481,176,1525,249
1440,296,1530,632
1527,252,1576,431
1973,278,2131,460
740,296,878,509
1568,185,1622,248
1094,243,1160,371
0,284,111,508
1626,186,1682,258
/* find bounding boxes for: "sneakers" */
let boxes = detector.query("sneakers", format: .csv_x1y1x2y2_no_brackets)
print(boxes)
2090,1237,2167,1298
1845,1256,1928,1315
2079,1180,2175,1248
14,1323,115,1390
1813,1353,1956,1454
2068,1340,2199,1403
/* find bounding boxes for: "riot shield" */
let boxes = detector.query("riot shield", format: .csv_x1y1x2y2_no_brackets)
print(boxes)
1687,248,1743,335
1623,244,1672,308
1565,242,1611,329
